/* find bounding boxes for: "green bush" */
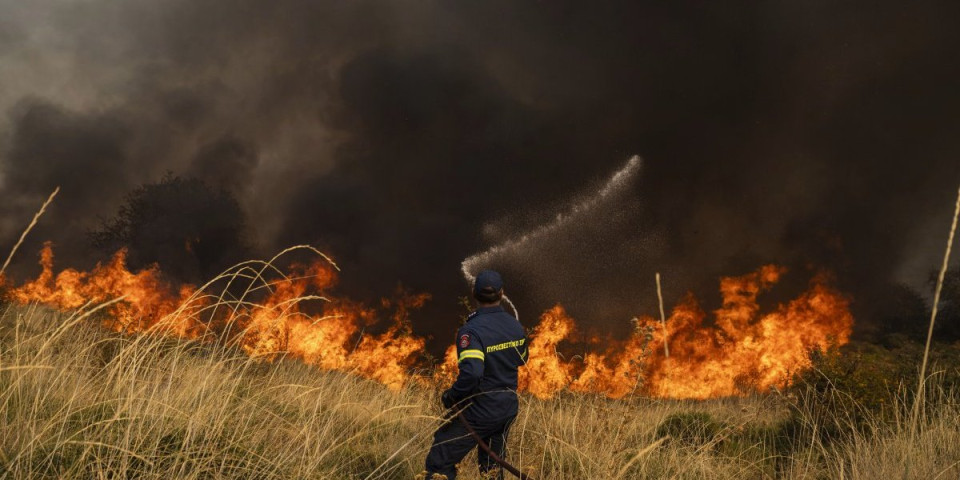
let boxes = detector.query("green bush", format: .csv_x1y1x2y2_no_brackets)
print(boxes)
784,339,960,453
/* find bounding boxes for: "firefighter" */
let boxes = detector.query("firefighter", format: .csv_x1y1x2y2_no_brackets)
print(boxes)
423,270,528,480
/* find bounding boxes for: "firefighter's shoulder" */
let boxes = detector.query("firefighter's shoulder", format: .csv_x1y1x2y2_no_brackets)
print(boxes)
456,322,476,337
456,321,484,345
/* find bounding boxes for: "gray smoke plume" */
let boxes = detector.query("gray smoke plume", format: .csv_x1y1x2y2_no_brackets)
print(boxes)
2,0,959,348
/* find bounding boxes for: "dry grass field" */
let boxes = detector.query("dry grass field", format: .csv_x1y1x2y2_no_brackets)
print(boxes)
1,303,958,479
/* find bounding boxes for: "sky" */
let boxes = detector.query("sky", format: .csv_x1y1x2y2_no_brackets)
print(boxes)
1,0,959,348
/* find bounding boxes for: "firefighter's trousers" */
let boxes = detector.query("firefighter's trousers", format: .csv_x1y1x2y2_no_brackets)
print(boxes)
424,414,516,480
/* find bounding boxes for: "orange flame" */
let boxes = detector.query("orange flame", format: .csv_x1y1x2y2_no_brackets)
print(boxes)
9,243,198,335
6,245,851,398
644,266,853,398
509,265,853,399
518,305,575,398
9,244,425,391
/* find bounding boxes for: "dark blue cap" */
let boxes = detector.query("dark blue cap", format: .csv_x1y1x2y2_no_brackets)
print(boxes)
473,270,503,296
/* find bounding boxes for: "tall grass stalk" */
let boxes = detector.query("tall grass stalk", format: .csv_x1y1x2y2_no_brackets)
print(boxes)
655,272,669,358
0,187,59,278
913,185,960,431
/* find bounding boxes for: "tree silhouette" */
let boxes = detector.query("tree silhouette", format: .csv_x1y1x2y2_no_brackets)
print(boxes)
874,283,929,341
937,267,960,341
91,175,252,284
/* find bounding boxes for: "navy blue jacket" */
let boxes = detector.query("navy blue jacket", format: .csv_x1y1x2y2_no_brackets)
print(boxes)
445,305,528,421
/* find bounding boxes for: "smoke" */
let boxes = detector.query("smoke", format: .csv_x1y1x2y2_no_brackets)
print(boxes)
2,0,960,346
187,137,259,194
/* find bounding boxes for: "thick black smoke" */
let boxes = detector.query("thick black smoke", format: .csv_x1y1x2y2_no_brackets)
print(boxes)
2,0,959,350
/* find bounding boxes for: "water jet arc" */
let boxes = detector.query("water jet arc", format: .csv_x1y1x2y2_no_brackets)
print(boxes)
460,155,644,322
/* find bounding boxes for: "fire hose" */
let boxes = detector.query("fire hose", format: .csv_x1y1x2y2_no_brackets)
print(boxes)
455,413,532,480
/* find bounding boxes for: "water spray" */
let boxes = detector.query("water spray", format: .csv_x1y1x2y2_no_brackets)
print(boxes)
459,155,643,321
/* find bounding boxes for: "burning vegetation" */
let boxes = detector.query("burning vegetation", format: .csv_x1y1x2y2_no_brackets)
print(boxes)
2,244,853,399
514,266,853,399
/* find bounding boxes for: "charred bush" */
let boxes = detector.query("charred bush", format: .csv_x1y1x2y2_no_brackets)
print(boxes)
872,284,929,341
934,267,960,341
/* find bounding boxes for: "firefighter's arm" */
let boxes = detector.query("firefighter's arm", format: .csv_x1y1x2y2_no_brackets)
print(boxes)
444,328,484,405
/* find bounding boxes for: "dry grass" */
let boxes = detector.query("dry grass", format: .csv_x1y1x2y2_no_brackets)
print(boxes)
1,303,958,479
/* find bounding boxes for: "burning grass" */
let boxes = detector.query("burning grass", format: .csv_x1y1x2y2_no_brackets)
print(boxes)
0,304,958,479
2,243,854,401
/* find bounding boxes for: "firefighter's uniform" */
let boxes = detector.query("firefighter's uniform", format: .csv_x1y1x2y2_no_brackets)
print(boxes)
424,304,528,480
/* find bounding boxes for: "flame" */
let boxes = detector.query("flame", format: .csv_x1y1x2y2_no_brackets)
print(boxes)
9,243,198,335
518,305,575,398
9,244,425,391
509,265,853,399
6,245,852,398
641,266,854,398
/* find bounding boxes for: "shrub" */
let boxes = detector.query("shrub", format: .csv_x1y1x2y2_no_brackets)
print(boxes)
655,411,726,448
